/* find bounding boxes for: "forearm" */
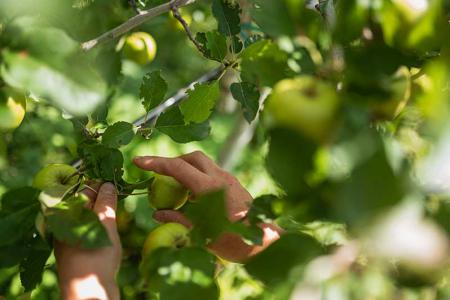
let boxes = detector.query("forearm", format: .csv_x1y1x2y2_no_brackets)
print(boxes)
209,223,282,263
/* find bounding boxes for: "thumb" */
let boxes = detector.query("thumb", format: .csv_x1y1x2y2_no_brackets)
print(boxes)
153,210,193,228
94,183,118,233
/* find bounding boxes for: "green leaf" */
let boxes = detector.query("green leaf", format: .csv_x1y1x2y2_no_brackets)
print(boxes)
331,136,404,225
156,107,211,143
0,187,40,247
196,31,228,62
46,194,111,248
180,81,220,124
245,233,322,287
102,121,136,148
212,0,241,36
230,35,243,54
19,236,51,292
230,82,260,123
142,247,218,300
1,50,107,116
184,190,229,244
251,0,324,40
184,190,263,246
140,70,168,113
240,40,292,87
266,128,317,197
0,239,32,268
78,143,124,181
246,195,279,224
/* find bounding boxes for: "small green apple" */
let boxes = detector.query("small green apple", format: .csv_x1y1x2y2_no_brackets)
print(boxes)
142,222,190,258
148,174,189,210
168,9,193,31
264,76,340,142
121,32,157,65
0,88,26,131
32,164,79,198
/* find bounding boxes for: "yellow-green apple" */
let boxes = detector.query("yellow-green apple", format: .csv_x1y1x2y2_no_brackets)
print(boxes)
148,174,189,210
264,76,340,142
32,164,79,199
142,222,190,258
121,32,157,65
0,88,26,131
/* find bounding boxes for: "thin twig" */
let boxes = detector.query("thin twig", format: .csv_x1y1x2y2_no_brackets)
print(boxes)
81,0,196,51
128,0,141,14
170,5,205,54
71,67,224,168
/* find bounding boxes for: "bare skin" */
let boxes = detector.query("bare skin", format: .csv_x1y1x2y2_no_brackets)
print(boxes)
133,151,282,262
55,183,121,300
55,151,282,299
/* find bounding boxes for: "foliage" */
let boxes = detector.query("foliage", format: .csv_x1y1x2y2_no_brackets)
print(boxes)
1,0,450,299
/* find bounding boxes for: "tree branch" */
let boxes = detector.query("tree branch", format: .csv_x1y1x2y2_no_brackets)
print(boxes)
71,67,224,168
81,0,196,51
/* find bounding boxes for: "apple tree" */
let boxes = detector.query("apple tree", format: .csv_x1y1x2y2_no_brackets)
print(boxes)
1,0,450,299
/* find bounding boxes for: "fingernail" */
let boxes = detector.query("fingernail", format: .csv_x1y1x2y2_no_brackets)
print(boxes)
100,182,117,194
133,156,146,163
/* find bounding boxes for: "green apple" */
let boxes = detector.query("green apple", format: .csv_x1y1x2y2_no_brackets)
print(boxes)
264,76,340,142
32,164,79,198
0,88,26,131
142,222,190,258
168,9,193,31
148,174,189,210
121,32,157,65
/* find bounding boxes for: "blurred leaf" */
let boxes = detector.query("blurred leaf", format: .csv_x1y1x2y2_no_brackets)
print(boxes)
180,81,220,124
1,49,107,116
240,40,292,87
230,36,243,54
46,194,111,248
196,31,228,62
19,236,51,292
78,143,124,181
266,128,317,197
184,190,229,245
230,82,260,123
143,247,218,300
247,194,279,224
251,0,324,39
0,187,40,247
140,70,168,113
102,121,136,148
331,135,404,225
155,107,211,143
184,190,263,246
245,233,322,286
333,0,369,44
212,0,241,36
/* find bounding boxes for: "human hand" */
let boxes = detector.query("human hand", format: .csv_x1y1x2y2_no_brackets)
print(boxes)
133,151,281,262
55,183,122,300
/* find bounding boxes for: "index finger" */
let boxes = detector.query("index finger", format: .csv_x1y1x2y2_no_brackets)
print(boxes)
133,156,214,195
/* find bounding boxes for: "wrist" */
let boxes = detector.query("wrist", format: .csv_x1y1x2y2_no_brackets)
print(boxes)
60,275,119,300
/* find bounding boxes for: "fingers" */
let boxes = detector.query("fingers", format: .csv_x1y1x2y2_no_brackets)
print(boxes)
93,183,118,235
179,151,219,175
133,156,213,195
153,210,193,228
